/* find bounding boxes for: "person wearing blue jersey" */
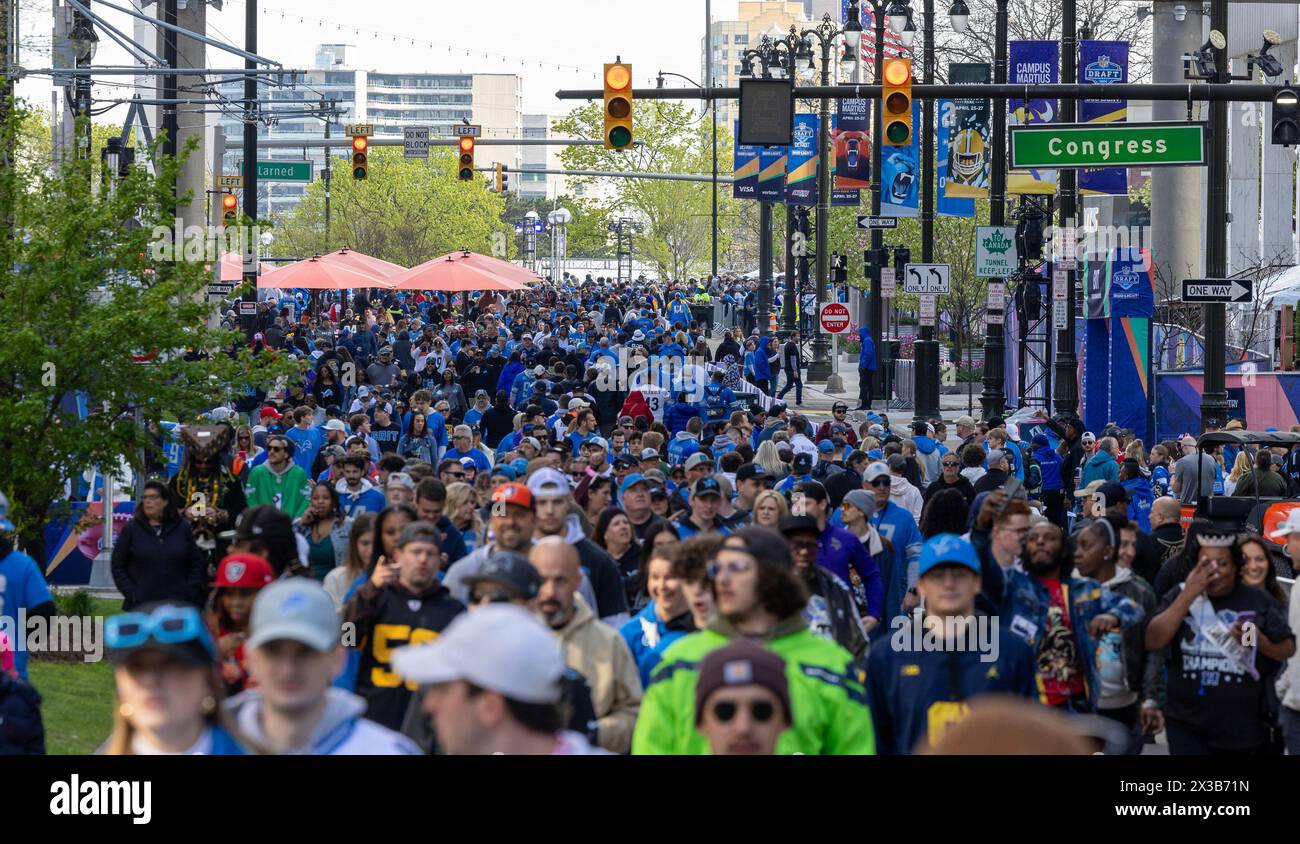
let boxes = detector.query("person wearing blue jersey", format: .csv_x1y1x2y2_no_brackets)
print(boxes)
866,533,1037,754
0,493,56,681
283,406,325,473
857,325,877,410
444,425,491,471
865,461,923,621
701,369,736,427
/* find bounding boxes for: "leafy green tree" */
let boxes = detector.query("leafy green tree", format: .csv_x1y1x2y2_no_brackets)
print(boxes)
552,102,739,278
0,104,300,551
499,192,612,260
271,146,509,266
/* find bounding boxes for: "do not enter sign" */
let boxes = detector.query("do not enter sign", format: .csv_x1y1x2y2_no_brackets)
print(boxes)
820,302,851,334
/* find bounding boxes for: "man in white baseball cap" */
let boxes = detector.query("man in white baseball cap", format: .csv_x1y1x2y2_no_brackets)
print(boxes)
392,604,609,754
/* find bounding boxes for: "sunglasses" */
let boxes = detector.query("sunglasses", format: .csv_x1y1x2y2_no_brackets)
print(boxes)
942,461,960,468
106,606,213,656
707,559,752,578
869,477,892,487
446,471,466,479
268,445,286,452
711,699,777,724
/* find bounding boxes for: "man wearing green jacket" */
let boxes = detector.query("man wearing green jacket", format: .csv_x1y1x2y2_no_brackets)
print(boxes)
245,434,313,520
632,526,875,755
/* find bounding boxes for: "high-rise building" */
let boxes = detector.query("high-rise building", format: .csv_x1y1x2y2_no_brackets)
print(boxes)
211,46,524,218
520,114,567,199
703,2,809,129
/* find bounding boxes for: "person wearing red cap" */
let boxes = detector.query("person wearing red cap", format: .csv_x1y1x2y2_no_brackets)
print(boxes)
207,553,275,695
442,483,538,603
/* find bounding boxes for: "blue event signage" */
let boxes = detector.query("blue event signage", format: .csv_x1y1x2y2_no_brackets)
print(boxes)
936,100,975,217
732,119,760,199
786,113,819,205
1078,40,1129,195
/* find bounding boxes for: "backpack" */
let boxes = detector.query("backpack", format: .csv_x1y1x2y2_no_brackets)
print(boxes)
0,671,45,755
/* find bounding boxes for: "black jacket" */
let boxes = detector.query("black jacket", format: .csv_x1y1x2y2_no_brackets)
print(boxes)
481,403,516,448
972,468,1010,497
924,475,976,506
807,566,869,667
110,516,207,610
782,340,803,374
0,672,44,755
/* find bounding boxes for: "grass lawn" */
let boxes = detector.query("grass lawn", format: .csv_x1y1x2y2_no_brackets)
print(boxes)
27,595,123,755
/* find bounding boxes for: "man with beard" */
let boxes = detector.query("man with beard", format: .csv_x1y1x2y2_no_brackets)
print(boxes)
171,425,247,562
866,533,1036,754
1002,519,1144,714
528,537,642,753
442,483,539,602
633,526,874,755
344,521,466,729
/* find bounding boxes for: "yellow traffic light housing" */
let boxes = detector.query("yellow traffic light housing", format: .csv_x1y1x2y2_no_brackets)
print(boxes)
220,192,238,226
604,60,634,150
494,162,509,192
458,137,476,181
351,135,369,179
881,58,913,147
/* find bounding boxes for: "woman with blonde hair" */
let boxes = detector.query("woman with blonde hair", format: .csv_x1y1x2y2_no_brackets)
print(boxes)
445,481,485,555
754,439,787,481
1224,450,1253,496
103,603,258,754
752,489,789,529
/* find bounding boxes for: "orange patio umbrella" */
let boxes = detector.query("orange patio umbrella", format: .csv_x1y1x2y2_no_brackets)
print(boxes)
387,251,528,292
445,250,543,285
256,256,388,289
318,247,407,280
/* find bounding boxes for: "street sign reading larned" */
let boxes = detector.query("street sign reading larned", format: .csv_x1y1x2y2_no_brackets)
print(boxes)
1010,122,1208,169
857,215,898,230
819,302,851,334
903,263,951,294
1181,278,1253,303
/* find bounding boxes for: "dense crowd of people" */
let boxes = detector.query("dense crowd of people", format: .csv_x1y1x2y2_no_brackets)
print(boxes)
1,272,1298,756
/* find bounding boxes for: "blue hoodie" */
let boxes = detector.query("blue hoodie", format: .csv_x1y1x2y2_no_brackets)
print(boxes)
858,326,877,370
1032,443,1063,491
912,435,942,483
1122,476,1153,532
666,431,701,465
1080,449,1119,488
664,401,704,436
752,336,773,381
619,602,692,687
496,360,524,395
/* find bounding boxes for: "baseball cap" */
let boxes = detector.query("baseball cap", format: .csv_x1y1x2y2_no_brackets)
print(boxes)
619,473,651,496
491,482,535,510
212,553,274,589
386,472,416,491
886,454,907,472
378,345,393,355
391,604,566,704
247,579,340,653
864,460,891,482
817,439,834,453
475,389,490,399
792,453,813,473
463,551,542,600
694,638,791,727
841,489,877,518
259,405,282,420
640,448,661,462
778,514,821,537
918,533,981,578
533,365,546,376
954,415,976,427
567,398,590,410
735,463,770,483
522,436,542,452
1097,481,1129,503
357,386,371,397
692,477,723,498
1268,508,1300,539
618,416,634,426
458,457,477,469
584,436,609,451
490,465,517,481
1083,431,1097,442
685,453,712,471
985,449,1006,466
323,419,347,432
614,453,640,470
527,467,571,498
1180,435,1197,447
1030,434,1050,447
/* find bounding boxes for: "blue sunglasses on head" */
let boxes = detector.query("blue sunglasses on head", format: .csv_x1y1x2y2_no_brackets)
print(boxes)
106,605,215,659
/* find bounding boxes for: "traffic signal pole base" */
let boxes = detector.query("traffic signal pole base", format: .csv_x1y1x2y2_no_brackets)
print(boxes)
806,361,833,383
825,374,844,392
912,339,941,422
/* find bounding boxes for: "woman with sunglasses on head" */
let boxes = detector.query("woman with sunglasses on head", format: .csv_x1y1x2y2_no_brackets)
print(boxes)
231,425,263,482
1146,530,1296,754
111,480,207,611
103,602,258,754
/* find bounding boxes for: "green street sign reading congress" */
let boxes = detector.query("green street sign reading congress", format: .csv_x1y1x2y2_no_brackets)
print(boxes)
237,160,314,182
1009,122,1207,169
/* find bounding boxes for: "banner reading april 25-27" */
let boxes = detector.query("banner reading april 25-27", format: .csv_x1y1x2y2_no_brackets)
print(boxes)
1078,40,1129,196
945,63,991,198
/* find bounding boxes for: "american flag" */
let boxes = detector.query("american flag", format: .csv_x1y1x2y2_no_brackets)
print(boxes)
857,9,914,66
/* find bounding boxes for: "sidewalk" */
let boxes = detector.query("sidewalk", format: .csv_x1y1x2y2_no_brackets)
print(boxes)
770,353,986,421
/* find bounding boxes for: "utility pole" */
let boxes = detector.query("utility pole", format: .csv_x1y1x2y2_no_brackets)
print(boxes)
240,0,258,340
979,0,1008,420
913,0,941,423
707,0,718,280
1200,0,1230,430
321,95,332,244
868,5,885,404
1052,0,1080,416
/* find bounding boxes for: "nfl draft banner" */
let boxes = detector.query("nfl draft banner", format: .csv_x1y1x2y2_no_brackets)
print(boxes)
834,98,871,191
1078,41,1129,195
732,120,760,199
881,99,922,218
1081,248,1154,441
1008,41,1059,195
786,113,819,205
758,144,787,201
946,63,991,198
937,100,975,217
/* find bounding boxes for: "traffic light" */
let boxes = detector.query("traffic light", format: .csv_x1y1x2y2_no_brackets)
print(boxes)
603,59,634,150
494,162,509,192
458,136,475,181
881,58,913,147
220,192,238,226
893,246,911,276
1272,85,1298,146
351,135,368,180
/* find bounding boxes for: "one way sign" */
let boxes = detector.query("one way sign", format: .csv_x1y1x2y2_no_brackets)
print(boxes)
1181,278,1253,304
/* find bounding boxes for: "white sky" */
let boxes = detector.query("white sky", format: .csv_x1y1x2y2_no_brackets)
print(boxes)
16,0,742,119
